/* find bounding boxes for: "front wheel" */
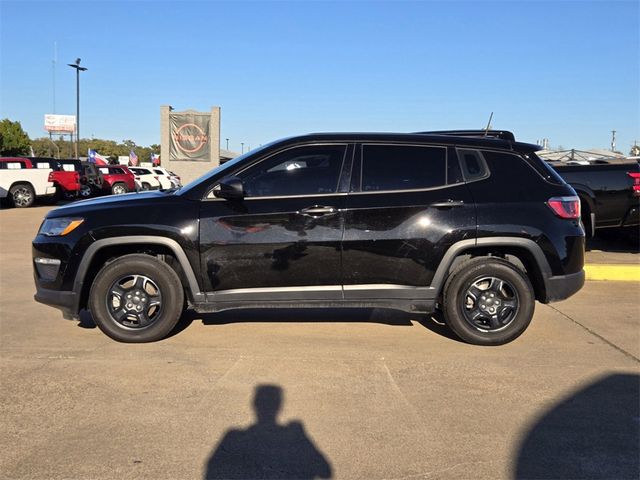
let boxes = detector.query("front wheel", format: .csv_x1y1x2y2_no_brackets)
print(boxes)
10,183,35,208
443,257,535,345
88,254,185,342
111,182,129,195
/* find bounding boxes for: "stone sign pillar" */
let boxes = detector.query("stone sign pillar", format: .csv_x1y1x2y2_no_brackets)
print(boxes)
160,106,221,183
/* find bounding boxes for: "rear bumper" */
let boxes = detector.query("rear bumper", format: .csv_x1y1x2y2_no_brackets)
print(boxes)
544,270,585,303
34,287,79,320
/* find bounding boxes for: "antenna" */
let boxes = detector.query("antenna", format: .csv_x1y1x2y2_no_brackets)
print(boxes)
483,112,493,136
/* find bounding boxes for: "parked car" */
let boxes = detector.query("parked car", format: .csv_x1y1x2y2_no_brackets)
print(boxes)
33,130,585,345
129,167,162,191
0,157,56,207
97,165,136,195
150,167,181,189
548,160,639,236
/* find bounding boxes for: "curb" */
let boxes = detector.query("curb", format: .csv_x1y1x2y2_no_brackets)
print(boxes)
584,264,640,282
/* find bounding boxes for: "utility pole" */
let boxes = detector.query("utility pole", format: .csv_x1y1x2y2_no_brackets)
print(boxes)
67,58,87,158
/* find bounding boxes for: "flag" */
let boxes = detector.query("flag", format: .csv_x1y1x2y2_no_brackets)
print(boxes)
151,153,160,166
88,149,108,165
129,150,139,166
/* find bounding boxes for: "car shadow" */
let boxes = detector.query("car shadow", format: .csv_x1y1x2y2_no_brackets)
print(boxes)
514,373,640,479
204,384,332,479
586,227,639,253
187,307,462,342
78,307,462,342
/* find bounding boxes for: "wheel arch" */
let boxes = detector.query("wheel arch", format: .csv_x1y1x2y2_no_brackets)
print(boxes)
431,238,553,303
74,236,203,312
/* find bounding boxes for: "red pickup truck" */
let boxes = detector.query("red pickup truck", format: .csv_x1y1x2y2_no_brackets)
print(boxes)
0,157,81,200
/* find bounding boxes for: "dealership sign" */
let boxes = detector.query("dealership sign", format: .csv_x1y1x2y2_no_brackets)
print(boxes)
169,113,210,161
44,114,76,133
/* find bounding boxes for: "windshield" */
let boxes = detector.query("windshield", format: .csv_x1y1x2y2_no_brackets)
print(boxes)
176,141,277,195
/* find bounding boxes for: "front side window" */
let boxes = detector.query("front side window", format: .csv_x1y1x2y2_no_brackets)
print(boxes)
361,145,447,191
238,145,346,197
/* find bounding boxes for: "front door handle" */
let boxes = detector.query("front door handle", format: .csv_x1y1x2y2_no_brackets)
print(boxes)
300,206,337,216
429,199,465,208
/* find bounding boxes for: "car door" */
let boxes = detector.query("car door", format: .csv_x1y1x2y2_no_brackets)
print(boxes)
342,143,476,300
199,143,352,301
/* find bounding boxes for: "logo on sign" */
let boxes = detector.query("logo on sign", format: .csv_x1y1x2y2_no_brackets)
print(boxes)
173,123,208,154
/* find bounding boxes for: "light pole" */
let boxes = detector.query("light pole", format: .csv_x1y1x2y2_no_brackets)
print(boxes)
67,58,87,158
241,142,244,154
225,138,229,150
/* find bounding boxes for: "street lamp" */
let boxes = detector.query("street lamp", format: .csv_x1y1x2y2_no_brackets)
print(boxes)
241,142,244,154
225,138,229,150
67,58,87,158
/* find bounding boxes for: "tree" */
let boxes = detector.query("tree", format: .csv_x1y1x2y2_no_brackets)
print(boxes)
0,119,31,156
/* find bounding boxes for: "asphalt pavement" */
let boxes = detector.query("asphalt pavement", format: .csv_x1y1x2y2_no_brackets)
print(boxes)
1,205,638,479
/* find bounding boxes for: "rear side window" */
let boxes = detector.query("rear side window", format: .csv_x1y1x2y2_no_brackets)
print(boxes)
35,162,51,169
457,149,489,181
153,169,163,175
361,145,446,191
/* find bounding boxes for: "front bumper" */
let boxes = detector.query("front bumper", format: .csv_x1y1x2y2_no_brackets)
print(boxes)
34,287,79,320
545,269,585,303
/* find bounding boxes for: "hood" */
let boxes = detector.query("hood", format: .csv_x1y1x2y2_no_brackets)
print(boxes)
47,191,172,217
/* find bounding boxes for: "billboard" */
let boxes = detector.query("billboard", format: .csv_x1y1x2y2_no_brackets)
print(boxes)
44,114,76,133
169,112,210,161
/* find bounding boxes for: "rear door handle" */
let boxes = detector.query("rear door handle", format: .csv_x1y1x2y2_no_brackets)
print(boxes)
300,206,337,216
429,200,465,208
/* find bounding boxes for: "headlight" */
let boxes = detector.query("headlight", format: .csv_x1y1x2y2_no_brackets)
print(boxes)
39,218,84,236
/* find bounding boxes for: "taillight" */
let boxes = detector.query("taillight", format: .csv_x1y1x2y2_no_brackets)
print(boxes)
547,196,581,219
48,172,54,181
135,176,140,180
154,176,159,181
627,172,640,197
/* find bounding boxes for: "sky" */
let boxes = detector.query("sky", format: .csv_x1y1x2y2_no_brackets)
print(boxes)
1,0,638,154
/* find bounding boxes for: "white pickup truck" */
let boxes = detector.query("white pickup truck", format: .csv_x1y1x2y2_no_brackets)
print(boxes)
0,166,56,207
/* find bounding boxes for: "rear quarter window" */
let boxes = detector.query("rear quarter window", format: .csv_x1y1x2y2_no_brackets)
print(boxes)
456,149,490,181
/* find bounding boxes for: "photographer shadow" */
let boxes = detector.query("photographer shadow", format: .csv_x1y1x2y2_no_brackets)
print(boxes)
204,384,332,479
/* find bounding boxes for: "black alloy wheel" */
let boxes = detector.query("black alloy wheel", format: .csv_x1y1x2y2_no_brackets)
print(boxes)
461,276,519,332
106,275,163,329
443,257,535,345
89,254,184,342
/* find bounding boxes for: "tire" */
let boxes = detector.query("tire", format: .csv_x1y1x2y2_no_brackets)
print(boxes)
141,182,151,191
88,254,185,342
10,183,35,208
111,182,129,195
442,257,535,346
79,184,93,198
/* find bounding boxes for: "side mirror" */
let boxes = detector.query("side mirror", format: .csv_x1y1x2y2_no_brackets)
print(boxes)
214,176,244,200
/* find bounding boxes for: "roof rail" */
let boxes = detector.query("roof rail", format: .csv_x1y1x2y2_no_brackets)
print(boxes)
413,130,516,142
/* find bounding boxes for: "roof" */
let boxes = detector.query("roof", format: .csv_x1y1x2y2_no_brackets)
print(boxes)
295,131,540,152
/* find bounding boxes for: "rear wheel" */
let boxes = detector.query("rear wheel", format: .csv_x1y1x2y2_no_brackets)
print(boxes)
10,183,35,208
88,254,185,342
141,182,151,191
111,182,128,195
443,257,535,345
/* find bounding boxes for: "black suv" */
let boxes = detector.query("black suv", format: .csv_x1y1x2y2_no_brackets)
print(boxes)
33,130,585,345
